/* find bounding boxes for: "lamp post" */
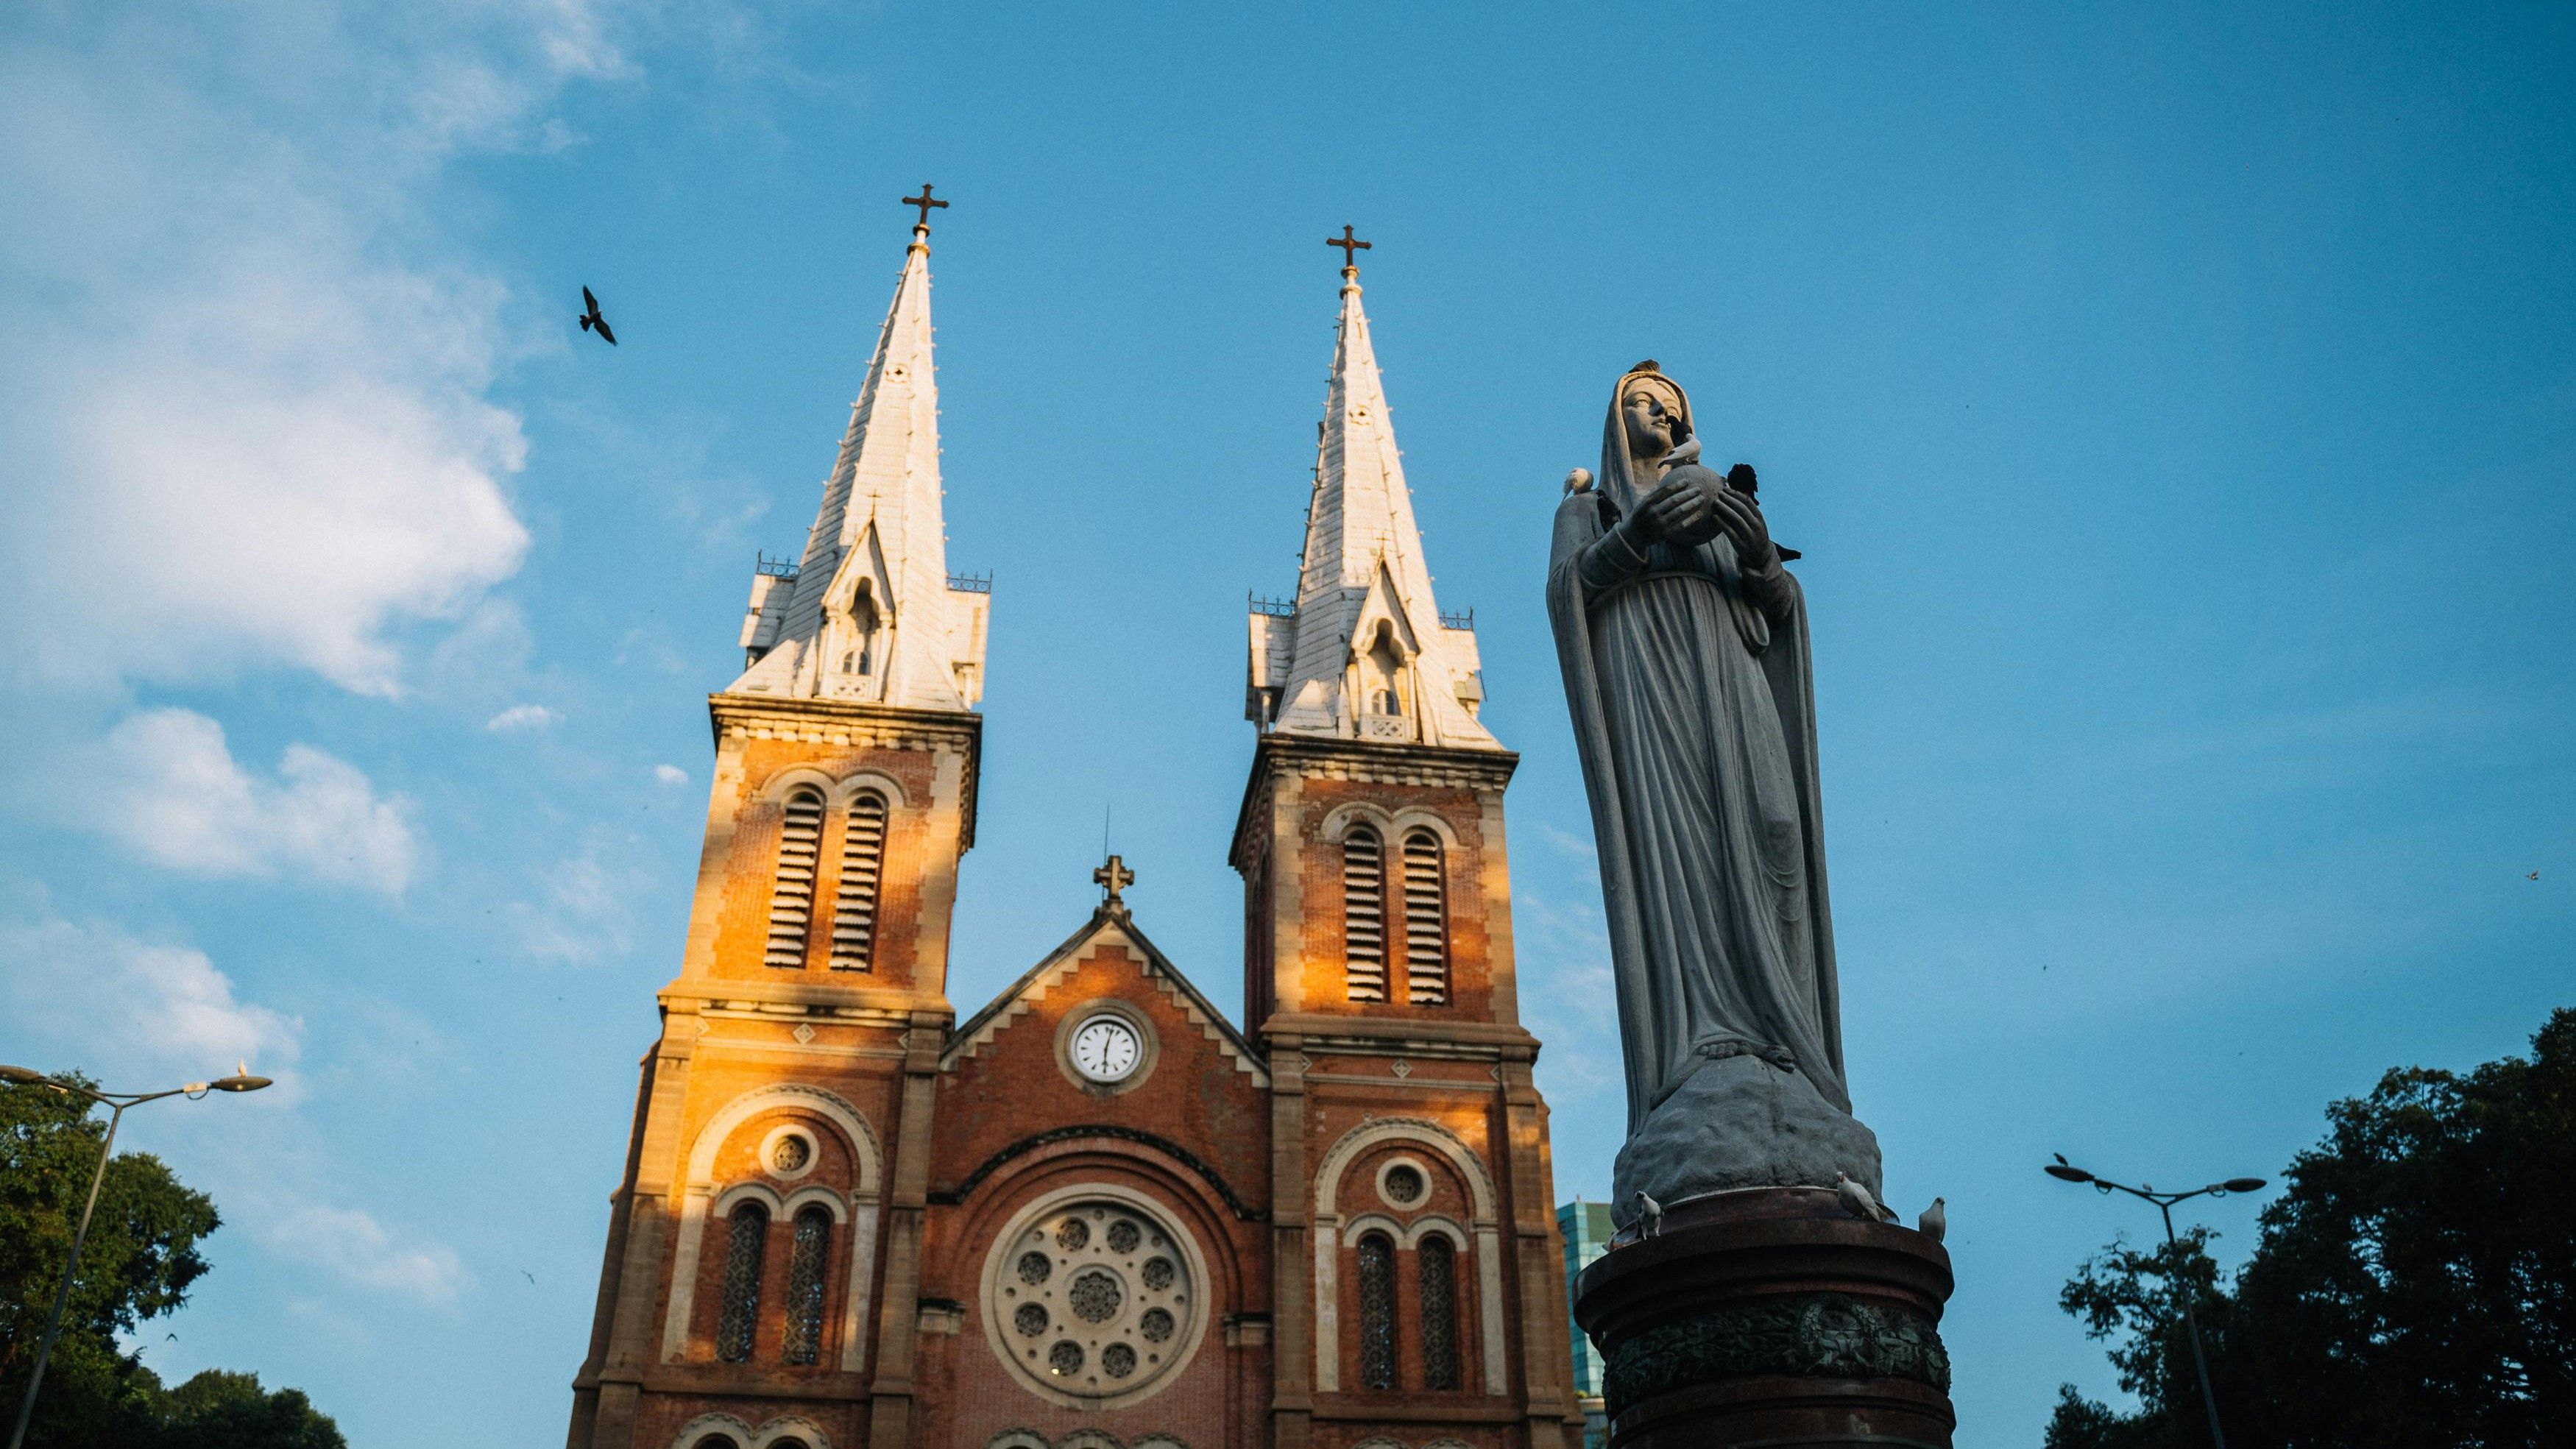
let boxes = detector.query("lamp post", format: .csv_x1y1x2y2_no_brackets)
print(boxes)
0,1063,271,1449
2044,1155,2265,1449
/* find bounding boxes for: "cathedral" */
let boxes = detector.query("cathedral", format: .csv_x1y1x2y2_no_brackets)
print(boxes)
565,207,1579,1449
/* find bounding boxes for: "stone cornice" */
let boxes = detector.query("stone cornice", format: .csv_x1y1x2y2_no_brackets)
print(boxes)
659,974,954,1026
1230,732,1518,868
1259,1013,1540,1060
707,691,983,848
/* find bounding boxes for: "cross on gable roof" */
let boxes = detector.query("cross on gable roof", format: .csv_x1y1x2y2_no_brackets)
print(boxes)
942,901,1267,1083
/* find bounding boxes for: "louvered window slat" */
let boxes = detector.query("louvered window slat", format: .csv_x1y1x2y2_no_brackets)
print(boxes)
829,793,888,971
764,789,826,968
1403,830,1448,1005
1342,826,1387,1002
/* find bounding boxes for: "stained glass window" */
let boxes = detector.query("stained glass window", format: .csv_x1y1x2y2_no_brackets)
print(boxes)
1384,1163,1424,1205
782,1206,831,1365
716,1202,768,1362
1419,1234,1459,1389
990,1200,1197,1402
1068,1269,1122,1322
1356,1232,1398,1390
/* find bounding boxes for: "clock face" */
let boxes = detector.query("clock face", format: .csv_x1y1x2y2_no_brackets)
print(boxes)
1071,1016,1142,1083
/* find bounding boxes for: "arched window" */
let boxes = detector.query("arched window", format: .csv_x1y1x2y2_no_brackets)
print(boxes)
693,1437,740,1449
1356,1231,1398,1390
1362,622,1405,715
830,791,889,971
1401,829,1448,1005
1342,826,1387,1002
1418,1234,1459,1390
764,788,825,968
715,1202,768,1363
841,579,881,676
782,1206,832,1365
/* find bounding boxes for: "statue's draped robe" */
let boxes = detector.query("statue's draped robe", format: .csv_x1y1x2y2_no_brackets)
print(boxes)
1547,372,1849,1137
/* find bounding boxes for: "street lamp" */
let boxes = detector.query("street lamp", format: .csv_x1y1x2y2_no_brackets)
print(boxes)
2044,1155,2265,1449
1,1064,271,1449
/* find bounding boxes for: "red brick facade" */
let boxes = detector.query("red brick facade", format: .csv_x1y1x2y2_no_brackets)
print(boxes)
566,698,1577,1449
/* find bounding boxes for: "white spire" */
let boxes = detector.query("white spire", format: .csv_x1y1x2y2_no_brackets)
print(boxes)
1246,257,1497,749
732,219,987,710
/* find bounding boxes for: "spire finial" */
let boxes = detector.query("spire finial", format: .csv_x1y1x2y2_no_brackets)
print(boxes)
902,183,949,236
1326,224,1370,278
1093,854,1135,913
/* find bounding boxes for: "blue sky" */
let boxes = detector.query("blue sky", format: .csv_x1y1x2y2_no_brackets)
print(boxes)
2,2,2570,1444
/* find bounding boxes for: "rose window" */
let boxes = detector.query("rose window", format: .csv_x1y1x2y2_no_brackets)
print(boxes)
1383,1163,1424,1205
771,1135,810,1174
1069,1269,1122,1322
986,1197,1201,1405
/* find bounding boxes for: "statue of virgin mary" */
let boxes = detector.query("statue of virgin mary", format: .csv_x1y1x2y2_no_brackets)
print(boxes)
1547,362,1882,1224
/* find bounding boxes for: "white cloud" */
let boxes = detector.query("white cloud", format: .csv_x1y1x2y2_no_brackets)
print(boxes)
0,3,645,696
654,763,688,785
261,1202,467,1304
90,707,417,894
486,704,559,731
0,901,466,1305
510,829,653,961
0,910,300,1084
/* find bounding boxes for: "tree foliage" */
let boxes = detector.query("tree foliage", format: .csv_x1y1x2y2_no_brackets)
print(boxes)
2048,1008,2576,1448
0,1077,343,1449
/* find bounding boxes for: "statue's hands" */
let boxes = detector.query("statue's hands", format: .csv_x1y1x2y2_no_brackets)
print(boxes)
1710,485,1777,572
1631,475,1713,545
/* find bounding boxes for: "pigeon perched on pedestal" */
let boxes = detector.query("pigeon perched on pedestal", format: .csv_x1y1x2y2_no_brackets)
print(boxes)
1635,1190,1663,1240
1917,1197,1947,1243
1836,1172,1898,1224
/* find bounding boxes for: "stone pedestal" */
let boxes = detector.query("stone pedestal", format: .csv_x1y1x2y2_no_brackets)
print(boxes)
1572,1187,1955,1449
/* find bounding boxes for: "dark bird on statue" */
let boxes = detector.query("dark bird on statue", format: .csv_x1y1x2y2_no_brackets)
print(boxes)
578,286,617,346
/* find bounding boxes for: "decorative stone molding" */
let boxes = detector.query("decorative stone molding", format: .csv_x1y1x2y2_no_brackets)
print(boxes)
1309,1116,1508,1395
1600,1292,1951,1416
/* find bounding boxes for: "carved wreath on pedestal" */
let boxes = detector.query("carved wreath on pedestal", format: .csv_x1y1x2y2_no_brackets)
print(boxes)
1601,1292,1950,1415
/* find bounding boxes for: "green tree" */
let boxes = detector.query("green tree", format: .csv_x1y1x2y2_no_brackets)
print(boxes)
0,1077,343,1449
2047,1008,2576,1448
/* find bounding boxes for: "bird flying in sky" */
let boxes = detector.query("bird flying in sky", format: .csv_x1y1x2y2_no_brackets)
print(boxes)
579,286,617,346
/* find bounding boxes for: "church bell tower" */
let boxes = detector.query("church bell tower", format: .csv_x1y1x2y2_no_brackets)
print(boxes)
568,193,986,1449
1234,238,1579,1448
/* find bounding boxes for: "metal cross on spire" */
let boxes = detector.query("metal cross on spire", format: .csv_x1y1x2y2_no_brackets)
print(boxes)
902,183,949,228
1093,854,1135,910
1326,224,1370,269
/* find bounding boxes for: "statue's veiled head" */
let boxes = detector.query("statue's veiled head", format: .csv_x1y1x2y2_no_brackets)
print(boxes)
1601,362,1695,509
1622,375,1688,461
